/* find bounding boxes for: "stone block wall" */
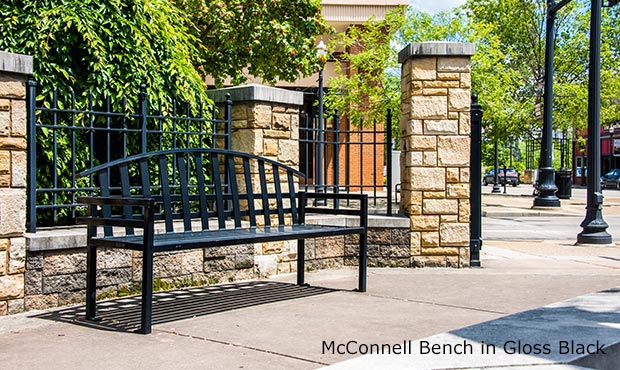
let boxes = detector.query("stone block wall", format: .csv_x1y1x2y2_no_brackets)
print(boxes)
0,52,32,314
398,42,475,268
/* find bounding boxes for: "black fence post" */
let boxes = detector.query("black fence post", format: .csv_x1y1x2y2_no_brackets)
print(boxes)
333,109,340,210
470,95,483,267
26,80,38,233
386,109,393,216
139,84,147,154
503,164,508,193
225,93,232,150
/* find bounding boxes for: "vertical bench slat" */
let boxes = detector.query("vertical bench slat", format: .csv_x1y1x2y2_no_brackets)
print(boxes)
226,155,242,228
287,171,298,225
98,171,113,236
211,153,226,229
194,154,209,230
139,159,151,197
258,160,271,227
119,163,135,236
273,164,285,225
158,155,174,232
176,154,192,231
243,158,257,228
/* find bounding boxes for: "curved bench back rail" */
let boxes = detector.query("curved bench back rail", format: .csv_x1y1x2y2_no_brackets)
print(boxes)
78,149,304,237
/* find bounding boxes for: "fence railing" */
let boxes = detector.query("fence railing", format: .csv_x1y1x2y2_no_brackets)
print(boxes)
299,109,394,216
26,81,231,232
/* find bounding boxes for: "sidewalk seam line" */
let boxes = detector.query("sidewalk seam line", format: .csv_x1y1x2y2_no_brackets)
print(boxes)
156,328,330,366
362,293,509,315
487,246,620,271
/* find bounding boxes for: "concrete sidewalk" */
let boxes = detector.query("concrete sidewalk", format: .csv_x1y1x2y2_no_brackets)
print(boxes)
0,240,619,370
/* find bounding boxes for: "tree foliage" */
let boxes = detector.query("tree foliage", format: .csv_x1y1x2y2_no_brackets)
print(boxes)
0,0,330,100
0,0,209,105
400,0,620,143
400,8,471,43
324,8,406,132
176,0,330,86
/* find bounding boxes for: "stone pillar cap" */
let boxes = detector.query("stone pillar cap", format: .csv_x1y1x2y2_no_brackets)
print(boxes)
207,84,304,106
398,42,475,64
0,51,33,75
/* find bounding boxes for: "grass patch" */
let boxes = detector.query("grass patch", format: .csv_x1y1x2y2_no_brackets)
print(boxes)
97,276,219,300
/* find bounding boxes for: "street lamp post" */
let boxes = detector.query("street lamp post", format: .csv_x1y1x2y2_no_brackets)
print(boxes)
315,40,328,205
534,0,561,207
578,0,612,244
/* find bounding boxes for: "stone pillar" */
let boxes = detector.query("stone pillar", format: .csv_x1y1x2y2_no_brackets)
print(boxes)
0,51,32,314
398,42,475,268
207,84,303,275
207,84,302,167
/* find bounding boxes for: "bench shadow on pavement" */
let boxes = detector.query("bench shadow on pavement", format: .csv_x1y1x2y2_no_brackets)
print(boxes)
32,281,335,333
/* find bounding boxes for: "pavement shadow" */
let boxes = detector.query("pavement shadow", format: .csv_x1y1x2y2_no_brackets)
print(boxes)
32,281,335,333
445,288,620,369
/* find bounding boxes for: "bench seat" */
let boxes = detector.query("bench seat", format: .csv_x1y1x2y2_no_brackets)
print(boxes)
93,224,365,252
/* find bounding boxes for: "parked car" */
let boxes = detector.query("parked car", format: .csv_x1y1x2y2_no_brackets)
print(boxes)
601,169,620,189
482,168,519,186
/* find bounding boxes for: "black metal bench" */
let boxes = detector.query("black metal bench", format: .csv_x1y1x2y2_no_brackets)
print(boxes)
77,148,368,334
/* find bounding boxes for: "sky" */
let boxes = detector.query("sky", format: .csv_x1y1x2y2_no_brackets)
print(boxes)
410,0,467,14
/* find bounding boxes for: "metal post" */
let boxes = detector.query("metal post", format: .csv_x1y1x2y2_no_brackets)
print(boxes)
534,0,561,207
139,84,148,154
578,0,612,244
492,139,501,193
26,80,38,233
560,130,566,169
386,109,393,216
503,164,508,194
316,68,325,205
333,109,340,210
609,128,614,170
225,93,233,151
469,96,482,267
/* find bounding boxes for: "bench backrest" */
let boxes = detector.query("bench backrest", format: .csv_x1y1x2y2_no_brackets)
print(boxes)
79,149,304,236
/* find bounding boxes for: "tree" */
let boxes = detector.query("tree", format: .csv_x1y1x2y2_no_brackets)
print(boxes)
400,8,471,43
176,0,330,86
324,8,406,132
1,0,331,227
0,0,330,100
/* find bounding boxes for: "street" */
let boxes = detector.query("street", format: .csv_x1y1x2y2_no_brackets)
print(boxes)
483,215,620,241
481,185,620,242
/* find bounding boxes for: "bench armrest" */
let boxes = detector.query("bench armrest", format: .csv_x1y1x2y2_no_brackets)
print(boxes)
302,192,368,227
76,196,155,231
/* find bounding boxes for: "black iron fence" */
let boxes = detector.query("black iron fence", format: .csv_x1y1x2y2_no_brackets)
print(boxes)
26,81,231,232
299,109,394,216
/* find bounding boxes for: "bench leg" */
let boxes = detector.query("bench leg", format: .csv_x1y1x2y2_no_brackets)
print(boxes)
297,239,305,286
85,243,97,320
358,232,367,292
138,248,153,334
